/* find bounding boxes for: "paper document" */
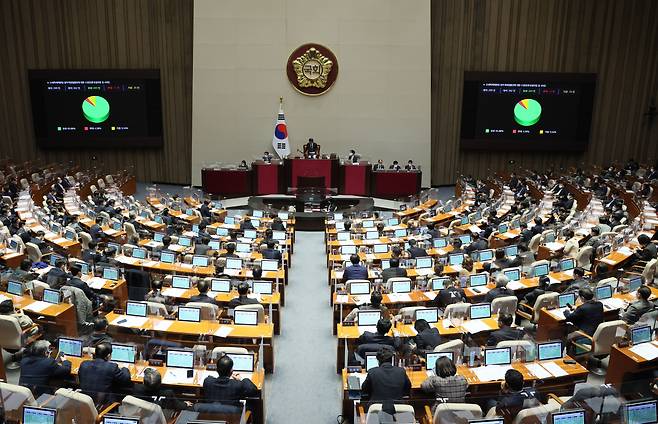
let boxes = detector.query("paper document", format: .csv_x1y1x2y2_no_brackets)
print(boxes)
549,308,568,321
388,293,411,302
111,315,148,328
86,277,107,290
416,268,434,276
52,237,68,244
0,295,11,303
542,361,568,377
525,363,552,379
153,320,173,332
143,260,159,267
506,281,525,291
352,295,370,305
162,288,187,298
335,295,349,304
23,301,51,312
214,326,233,338
601,298,625,310
451,265,463,272
357,326,377,335
424,291,438,301
163,369,195,385
461,320,490,334
472,365,512,382
180,263,194,269
223,269,241,277
629,343,658,360
121,256,140,265
544,242,564,251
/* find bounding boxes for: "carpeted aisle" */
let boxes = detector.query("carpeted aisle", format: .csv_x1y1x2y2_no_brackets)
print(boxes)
265,231,342,423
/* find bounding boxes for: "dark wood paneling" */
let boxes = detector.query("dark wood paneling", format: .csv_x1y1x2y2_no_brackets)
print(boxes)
431,0,658,185
0,0,193,184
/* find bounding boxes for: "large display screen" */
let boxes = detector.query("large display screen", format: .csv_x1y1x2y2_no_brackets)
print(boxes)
29,69,163,148
461,72,596,151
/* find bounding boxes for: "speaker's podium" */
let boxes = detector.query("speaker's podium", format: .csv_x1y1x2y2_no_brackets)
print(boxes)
284,155,339,192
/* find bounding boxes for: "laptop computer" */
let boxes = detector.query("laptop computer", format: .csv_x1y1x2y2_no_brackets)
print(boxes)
166,348,194,368
23,407,57,424
58,337,83,357
537,341,563,361
469,303,491,320
484,347,512,366
623,399,657,424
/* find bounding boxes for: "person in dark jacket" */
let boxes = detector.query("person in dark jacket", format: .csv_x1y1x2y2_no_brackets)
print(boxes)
270,217,286,231
82,241,102,264
220,243,239,259
635,234,657,262
194,236,211,256
564,288,604,336
406,239,428,259
19,340,72,397
486,313,525,346
133,367,188,410
434,278,466,309
228,282,259,309
199,200,212,219
239,217,255,231
531,217,544,236
261,240,283,263
382,258,407,285
622,286,654,324
361,348,411,401
84,316,114,347
489,369,538,415
522,275,550,307
189,279,219,306
484,275,514,303
411,319,443,352
342,254,368,283
78,343,132,403
65,264,98,304
357,319,401,350
89,217,104,242
202,355,259,405
40,259,69,286
465,232,488,254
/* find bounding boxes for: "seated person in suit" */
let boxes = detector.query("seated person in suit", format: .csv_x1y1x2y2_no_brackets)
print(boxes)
305,138,319,158
66,263,98,304
220,243,239,259
344,291,389,322
202,354,259,405
484,274,514,303
133,367,188,410
487,313,525,346
8,258,37,285
85,316,114,347
271,217,286,231
40,258,69,286
564,267,589,293
357,318,400,351
465,232,488,254
29,230,52,254
79,342,132,403
189,279,219,306
195,236,211,256
411,319,443,352
390,246,402,259
421,356,468,408
199,200,212,218
450,239,464,255
584,226,602,249
262,151,273,162
434,278,466,309
491,248,512,271
635,234,658,261
361,347,411,401
261,240,283,263
622,285,654,324
404,160,416,171
564,288,604,337
488,369,538,415
407,239,428,258
389,160,401,171
0,299,34,330
89,216,104,242
228,282,260,309
382,258,407,286
522,275,550,307
19,340,72,397
519,223,533,246
531,217,544,236
240,217,255,230
145,280,173,313
342,254,368,283
426,223,440,239
82,241,102,264
373,159,385,171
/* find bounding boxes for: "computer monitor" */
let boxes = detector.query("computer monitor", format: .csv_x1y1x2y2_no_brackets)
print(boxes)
23,406,57,424
433,238,447,248
211,278,231,293
192,224,200,234
631,325,652,345
51,223,61,234
560,258,576,271
544,233,556,243
478,249,494,262
365,351,395,371
251,219,260,228
166,348,194,369
341,245,357,255
505,245,518,257
224,217,235,225
7,280,23,296
132,248,147,259
532,263,550,277
623,399,657,424
629,276,643,292
193,255,209,267
234,309,258,325
484,347,512,365
415,308,439,323
431,277,451,291
469,274,488,287
596,284,613,300
178,306,201,322
154,215,163,224
43,288,61,304
160,251,176,264
79,262,90,275
426,351,454,371
236,242,251,253
278,212,289,220
261,259,279,272
243,229,257,239
111,344,136,364
172,275,191,289
126,301,148,317
362,220,374,228
537,341,563,361
333,212,343,221
178,237,191,247
9,239,18,251
365,231,379,240
102,416,140,424
459,234,472,245
252,210,263,218
153,232,165,243
113,221,123,231
392,279,412,293
226,258,243,270
50,254,63,266
415,257,432,269
216,228,229,236
460,216,469,225
381,259,391,270
337,232,350,241
498,223,509,234
226,353,255,372
394,229,407,238
65,229,76,241
253,281,273,295
209,240,221,250
388,218,399,226
349,281,371,295
550,410,586,424
357,310,382,326
469,303,492,320
373,244,388,254
58,337,83,357
558,293,576,309
273,230,286,241
500,268,519,282
103,267,119,281
448,254,464,266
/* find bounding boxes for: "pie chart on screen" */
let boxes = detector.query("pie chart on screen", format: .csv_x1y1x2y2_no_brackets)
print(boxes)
82,95,110,123
514,98,541,126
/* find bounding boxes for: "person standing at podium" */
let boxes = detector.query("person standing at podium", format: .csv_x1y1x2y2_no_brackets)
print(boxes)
305,138,319,159
262,151,273,163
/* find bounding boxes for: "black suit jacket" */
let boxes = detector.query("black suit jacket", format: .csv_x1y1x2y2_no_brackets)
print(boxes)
408,246,428,258
484,287,514,303
200,204,211,218
271,222,286,231
357,332,400,349
486,326,525,347
564,300,604,336
189,293,219,306
414,328,443,351
19,355,72,397
78,358,132,403
435,287,466,309
382,267,407,283
361,363,411,401
202,375,259,405
637,243,658,261
66,277,98,302
343,264,369,283
262,248,282,262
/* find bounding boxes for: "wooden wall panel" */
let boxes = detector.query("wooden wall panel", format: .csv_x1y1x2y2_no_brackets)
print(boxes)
0,0,193,184
431,0,658,185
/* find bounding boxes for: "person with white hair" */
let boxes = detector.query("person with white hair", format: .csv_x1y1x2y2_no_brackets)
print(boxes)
484,274,514,303
19,340,72,397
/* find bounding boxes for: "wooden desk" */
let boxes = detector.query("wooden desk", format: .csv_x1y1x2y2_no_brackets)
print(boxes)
0,250,24,268
0,291,77,336
606,340,658,393
395,199,438,220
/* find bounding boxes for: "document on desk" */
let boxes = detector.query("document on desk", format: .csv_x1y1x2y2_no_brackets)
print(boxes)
548,276,561,286
469,225,482,233
352,295,370,305
334,271,344,279
415,269,434,276
357,326,377,335
52,237,68,244
424,291,438,301
543,242,564,251
618,246,633,255
600,257,617,266
163,369,195,385
506,280,526,291
601,298,625,310
162,288,187,298
153,320,173,332
142,260,159,267
387,293,411,302
542,361,568,377
121,256,140,265
247,293,262,302
525,363,552,379
548,307,568,321
451,265,463,272
0,294,11,304
629,343,658,360
111,315,149,328
335,295,349,304
180,263,194,269
472,365,512,382
461,320,490,334
224,269,241,277
214,326,233,338
23,300,51,313
86,277,107,290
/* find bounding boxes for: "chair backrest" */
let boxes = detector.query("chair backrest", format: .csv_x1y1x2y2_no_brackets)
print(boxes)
0,315,24,349
32,281,50,300
119,395,166,424
642,258,657,283
97,178,106,188
79,231,92,250
497,340,535,360
433,403,482,423
0,382,37,422
433,339,464,358
397,306,426,320
491,295,518,316
531,292,559,323
105,174,115,185
528,234,542,253
512,402,560,424
235,303,265,323
185,302,219,321
530,259,550,276
365,403,415,424
596,277,618,290
443,302,470,319
386,277,412,292
592,320,627,356
24,242,42,263
576,246,594,268
146,301,168,317
53,388,98,423
210,346,249,360
124,222,137,239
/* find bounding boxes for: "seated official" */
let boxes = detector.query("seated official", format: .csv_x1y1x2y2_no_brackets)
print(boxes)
361,348,411,402
389,161,401,171
635,234,658,261
220,243,239,259
484,274,514,303
426,223,440,239
200,200,212,218
271,217,286,231
382,258,407,286
40,258,69,286
406,239,428,258
622,285,654,324
189,279,219,306
450,239,464,255
8,259,37,285
79,342,132,404
304,138,319,158
29,230,52,254
145,280,171,308
564,288,604,337
262,151,273,162
82,241,102,264
342,254,368,283
404,160,416,171
373,160,385,171
0,299,35,330
522,275,550,306
85,316,114,347
195,236,211,256
562,229,579,258
465,232,488,254
133,367,188,411
564,267,589,293
261,240,282,263
228,282,260,309
584,226,602,249
530,217,544,236
67,263,99,304
357,318,401,351
344,291,389,323
202,355,259,406
434,278,466,309
19,340,72,397
486,313,525,347
490,249,512,270
410,319,443,352
240,217,255,230
488,369,538,416
89,216,105,242
421,356,468,408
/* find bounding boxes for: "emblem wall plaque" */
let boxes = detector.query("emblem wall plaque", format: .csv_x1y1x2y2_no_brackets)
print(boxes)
286,43,339,96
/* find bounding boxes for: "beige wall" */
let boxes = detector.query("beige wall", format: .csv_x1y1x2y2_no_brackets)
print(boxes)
192,0,431,187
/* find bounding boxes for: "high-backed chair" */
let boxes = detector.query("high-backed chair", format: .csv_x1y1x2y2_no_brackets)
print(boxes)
362,403,415,424
516,292,559,327
433,340,464,358
491,296,518,316
78,231,92,250
235,304,265,323
0,315,41,368
25,242,48,263
576,246,594,269
569,320,627,375
510,402,560,424
429,403,482,423
442,302,470,319
124,222,138,240
596,277,618,290
146,302,169,317
119,395,167,424
210,346,250,361
528,234,542,254
51,388,102,423
0,382,37,422
185,302,219,321
496,340,535,361
397,306,427,320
